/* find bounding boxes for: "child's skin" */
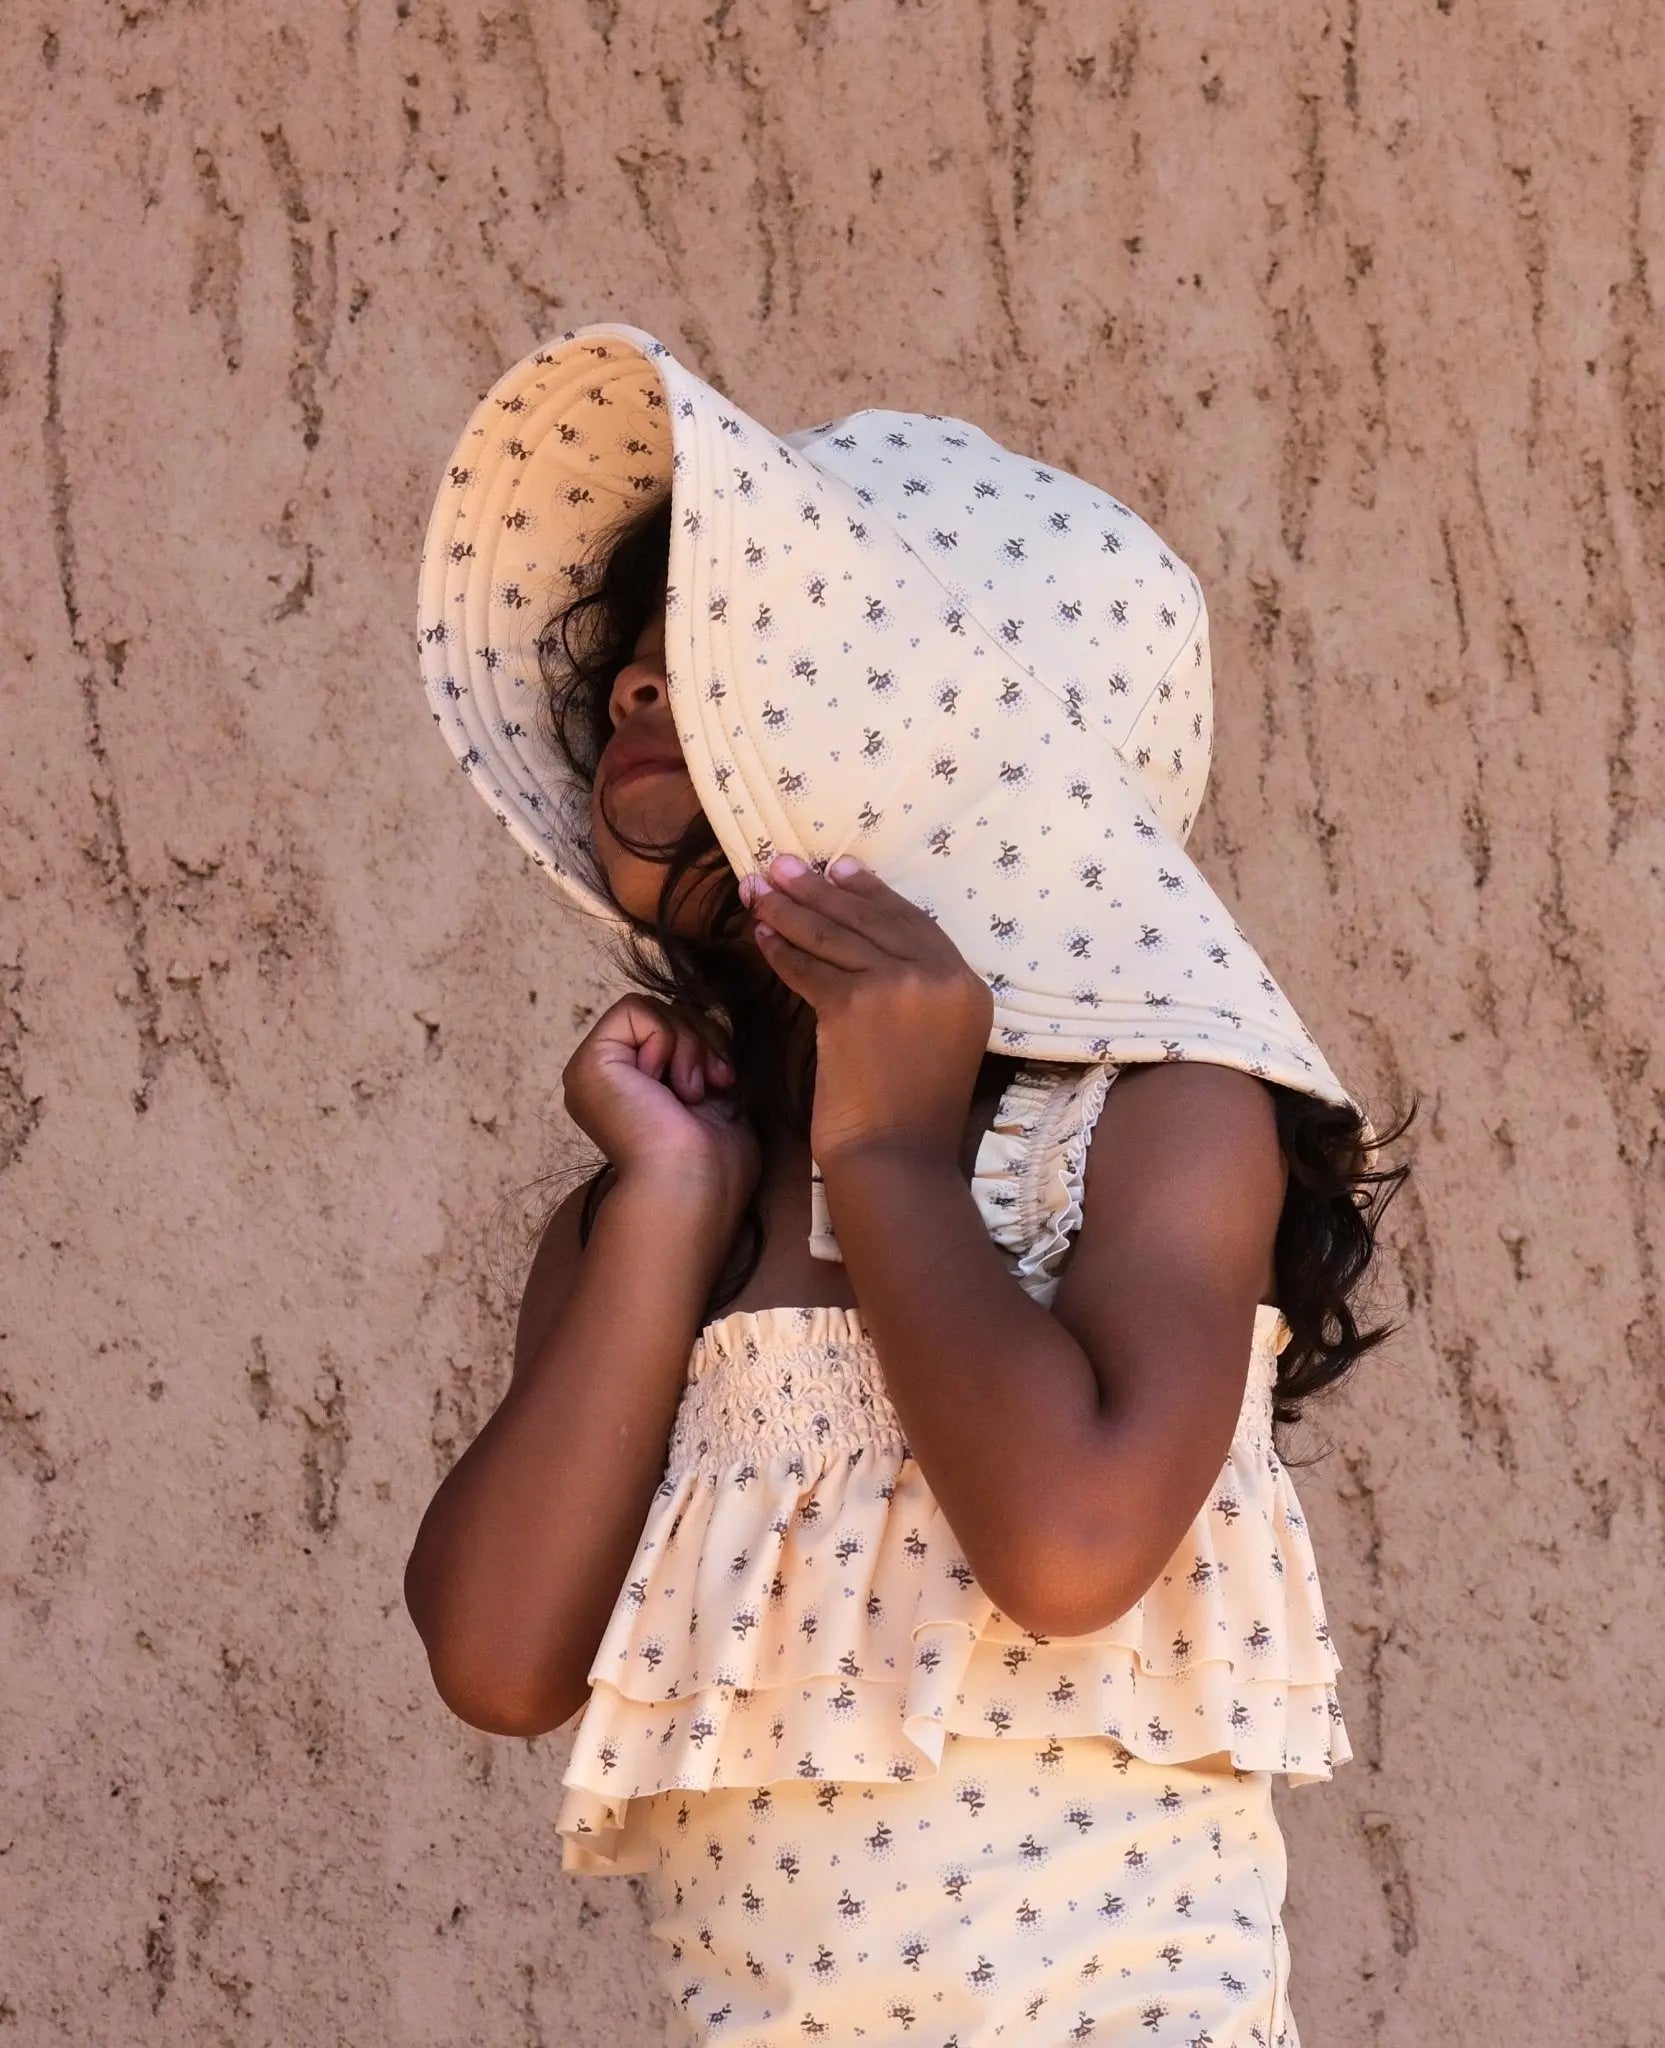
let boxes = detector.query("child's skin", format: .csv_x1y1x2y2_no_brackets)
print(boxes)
404,600,1287,1738
589,598,1294,1646
584,602,712,930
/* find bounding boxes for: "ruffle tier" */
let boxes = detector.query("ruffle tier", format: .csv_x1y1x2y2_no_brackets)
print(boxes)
555,1303,1350,1875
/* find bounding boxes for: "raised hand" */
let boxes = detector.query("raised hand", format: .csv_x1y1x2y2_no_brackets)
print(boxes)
739,853,994,1171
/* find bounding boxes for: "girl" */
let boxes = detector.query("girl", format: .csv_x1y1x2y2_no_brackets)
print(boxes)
406,326,1412,2046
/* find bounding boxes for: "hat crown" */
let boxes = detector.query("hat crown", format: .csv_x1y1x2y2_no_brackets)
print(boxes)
779,407,1212,846
418,323,1376,1188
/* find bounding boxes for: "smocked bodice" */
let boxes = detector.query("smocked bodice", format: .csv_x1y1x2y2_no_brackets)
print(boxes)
554,1062,1350,1876
667,1299,1288,1479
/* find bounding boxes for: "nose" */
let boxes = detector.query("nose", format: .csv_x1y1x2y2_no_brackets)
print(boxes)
608,650,669,728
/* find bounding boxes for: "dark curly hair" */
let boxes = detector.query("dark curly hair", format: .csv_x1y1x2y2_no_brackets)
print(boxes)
518,490,1416,1462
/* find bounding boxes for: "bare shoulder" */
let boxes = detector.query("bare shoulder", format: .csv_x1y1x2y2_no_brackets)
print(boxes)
1063,1059,1287,1320
511,1172,612,1386
1084,1059,1284,1188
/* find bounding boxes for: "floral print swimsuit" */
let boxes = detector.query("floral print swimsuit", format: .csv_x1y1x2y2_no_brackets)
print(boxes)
555,1060,1348,2046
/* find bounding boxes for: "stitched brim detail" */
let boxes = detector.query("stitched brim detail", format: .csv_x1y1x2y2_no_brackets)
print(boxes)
417,323,1379,1172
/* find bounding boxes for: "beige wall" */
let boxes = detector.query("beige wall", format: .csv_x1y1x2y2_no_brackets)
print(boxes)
4,0,1661,2039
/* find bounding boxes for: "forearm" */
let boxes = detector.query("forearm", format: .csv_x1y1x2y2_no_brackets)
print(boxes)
405,1174,732,1733
818,1141,1113,1630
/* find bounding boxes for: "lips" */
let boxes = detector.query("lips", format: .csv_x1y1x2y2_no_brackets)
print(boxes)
598,730,686,795
607,758,682,791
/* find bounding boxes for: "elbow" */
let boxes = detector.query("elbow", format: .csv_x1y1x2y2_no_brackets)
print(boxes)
985,1526,1155,1642
418,1638,583,1739
439,1675,581,1741
995,1577,1137,1643
404,1564,581,1739
980,1449,1196,1639
998,1576,1147,1642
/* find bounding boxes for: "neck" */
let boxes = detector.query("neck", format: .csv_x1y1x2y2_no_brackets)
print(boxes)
721,935,817,1076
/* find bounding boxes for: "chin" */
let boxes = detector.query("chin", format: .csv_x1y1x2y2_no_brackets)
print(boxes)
596,853,718,939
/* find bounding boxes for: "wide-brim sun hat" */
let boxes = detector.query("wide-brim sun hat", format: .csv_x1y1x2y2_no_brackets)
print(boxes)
418,322,1378,1261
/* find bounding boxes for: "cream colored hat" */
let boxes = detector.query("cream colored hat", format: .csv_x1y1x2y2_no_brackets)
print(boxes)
418,322,1377,1261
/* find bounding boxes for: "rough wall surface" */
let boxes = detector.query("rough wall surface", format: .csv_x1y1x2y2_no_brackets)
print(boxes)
3,1,1661,2041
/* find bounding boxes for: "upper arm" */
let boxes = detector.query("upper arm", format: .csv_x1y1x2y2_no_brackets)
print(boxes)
510,1173,609,1388
1042,1060,1288,1626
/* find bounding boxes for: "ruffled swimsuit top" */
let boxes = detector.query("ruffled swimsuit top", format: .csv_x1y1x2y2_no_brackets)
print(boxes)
556,1060,1352,1875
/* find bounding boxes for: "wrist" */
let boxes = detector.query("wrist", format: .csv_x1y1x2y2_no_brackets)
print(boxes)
814,1133,961,1184
609,1158,749,1237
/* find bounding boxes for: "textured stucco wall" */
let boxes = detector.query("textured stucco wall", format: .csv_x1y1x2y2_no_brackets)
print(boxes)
3,1,1662,2041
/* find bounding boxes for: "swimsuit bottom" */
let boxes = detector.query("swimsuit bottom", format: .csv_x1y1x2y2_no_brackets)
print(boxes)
619,1731,1301,2046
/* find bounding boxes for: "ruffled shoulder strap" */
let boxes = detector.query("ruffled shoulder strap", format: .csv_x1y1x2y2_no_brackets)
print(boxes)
971,1060,1117,1305
807,1061,1115,1275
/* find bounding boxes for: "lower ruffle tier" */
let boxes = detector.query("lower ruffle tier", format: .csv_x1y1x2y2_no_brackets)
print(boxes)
553,1440,1350,1875
555,1654,1350,1873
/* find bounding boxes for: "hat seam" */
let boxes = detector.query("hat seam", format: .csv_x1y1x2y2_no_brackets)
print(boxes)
1118,580,1206,769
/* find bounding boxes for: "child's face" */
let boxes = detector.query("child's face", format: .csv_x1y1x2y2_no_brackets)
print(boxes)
590,599,750,941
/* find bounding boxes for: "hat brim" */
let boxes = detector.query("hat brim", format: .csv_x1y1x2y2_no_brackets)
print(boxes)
418,325,680,928
418,324,1381,1172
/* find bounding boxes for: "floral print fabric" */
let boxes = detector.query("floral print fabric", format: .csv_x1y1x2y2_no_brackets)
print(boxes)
417,321,1380,1271
555,1061,1350,1879
629,1732,1299,2046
